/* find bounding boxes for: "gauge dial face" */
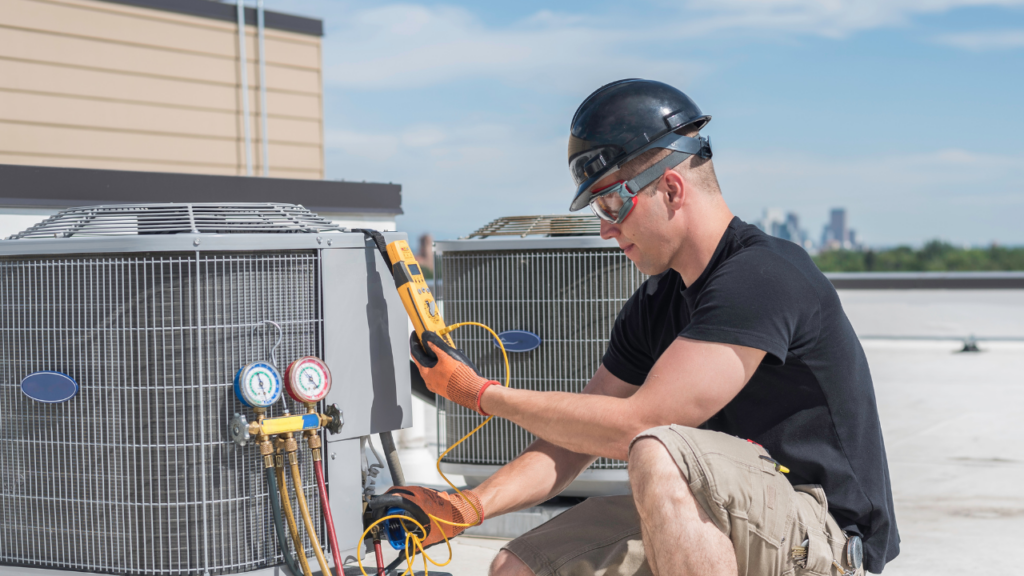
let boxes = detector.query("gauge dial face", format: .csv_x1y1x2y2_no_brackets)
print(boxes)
285,356,332,404
235,362,282,408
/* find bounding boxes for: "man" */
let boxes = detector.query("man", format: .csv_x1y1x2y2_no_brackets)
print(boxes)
390,79,899,576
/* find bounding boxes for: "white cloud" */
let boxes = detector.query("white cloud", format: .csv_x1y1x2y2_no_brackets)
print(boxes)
298,0,1024,91
680,0,1024,38
324,129,400,163
267,0,1024,91
935,29,1024,50
320,4,697,91
324,119,574,242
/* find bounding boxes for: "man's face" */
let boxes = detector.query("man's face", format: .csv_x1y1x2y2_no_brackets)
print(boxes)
595,174,677,276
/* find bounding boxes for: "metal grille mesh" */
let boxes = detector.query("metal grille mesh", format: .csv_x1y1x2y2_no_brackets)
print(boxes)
437,248,646,469
465,214,600,238
0,251,326,575
7,203,346,239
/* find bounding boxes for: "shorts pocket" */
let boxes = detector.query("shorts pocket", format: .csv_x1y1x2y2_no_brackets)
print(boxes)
791,485,844,576
668,428,770,539
702,452,766,531
804,525,835,575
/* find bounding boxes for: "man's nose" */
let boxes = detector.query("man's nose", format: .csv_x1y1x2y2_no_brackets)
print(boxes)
599,219,618,240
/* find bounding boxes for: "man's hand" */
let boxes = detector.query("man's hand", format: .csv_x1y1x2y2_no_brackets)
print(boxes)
410,331,499,414
383,486,484,548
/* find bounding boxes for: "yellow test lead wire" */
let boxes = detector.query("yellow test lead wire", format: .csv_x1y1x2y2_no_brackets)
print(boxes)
357,321,510,576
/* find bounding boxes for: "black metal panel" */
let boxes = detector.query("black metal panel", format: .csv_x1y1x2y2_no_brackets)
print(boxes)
97,0,323,36
0,165,402,215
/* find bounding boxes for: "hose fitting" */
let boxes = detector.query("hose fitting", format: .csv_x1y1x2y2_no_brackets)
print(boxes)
306,431,323,461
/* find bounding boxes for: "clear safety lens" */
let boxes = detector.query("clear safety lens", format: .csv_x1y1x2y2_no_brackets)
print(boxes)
588,181,633,223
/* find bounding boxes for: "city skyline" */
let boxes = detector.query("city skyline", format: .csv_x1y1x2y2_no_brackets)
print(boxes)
758,207,863,252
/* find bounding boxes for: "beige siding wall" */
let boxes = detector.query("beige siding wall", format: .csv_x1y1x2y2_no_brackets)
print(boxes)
0,0,324,178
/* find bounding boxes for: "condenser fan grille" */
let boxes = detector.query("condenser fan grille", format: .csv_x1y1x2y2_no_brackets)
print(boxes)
7,203,346,239
0,251,326,575
465,214,601,238
437,248,646,470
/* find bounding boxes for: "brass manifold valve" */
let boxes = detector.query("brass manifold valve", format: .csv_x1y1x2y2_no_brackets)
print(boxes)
229,403,343,448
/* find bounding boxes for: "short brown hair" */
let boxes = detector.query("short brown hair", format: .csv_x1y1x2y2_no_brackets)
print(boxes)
617,131,719,195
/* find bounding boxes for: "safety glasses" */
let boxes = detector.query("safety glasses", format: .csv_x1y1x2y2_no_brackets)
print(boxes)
588,180,639,224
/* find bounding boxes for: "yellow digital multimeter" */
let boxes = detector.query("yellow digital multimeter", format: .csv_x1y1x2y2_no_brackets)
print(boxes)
385,240,454,347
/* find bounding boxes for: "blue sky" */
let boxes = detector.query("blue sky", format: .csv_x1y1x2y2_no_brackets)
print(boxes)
264,0,1024,247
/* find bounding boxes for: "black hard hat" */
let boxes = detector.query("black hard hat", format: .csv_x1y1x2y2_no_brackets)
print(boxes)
568,79,711,212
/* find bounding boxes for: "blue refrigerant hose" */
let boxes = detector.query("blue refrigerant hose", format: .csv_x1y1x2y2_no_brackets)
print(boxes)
266,466,303,576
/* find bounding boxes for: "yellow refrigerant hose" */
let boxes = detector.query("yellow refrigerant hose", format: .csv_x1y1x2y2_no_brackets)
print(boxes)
276,450,314,576
290,453,333,576
358,321,511,576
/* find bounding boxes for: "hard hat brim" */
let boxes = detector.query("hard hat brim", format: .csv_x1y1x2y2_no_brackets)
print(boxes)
568,131,711,212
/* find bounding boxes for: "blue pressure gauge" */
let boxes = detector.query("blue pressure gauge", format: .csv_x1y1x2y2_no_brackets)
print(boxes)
233,361,283,409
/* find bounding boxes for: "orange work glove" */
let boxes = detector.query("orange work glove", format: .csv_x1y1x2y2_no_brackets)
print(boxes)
383,486,484,548
410,331,499,415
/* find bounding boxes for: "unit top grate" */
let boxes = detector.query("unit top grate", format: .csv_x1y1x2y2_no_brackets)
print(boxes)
7,203,347,239
465,214,601,238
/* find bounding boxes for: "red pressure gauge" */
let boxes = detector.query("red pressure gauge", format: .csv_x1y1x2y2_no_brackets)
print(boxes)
284,356,333,404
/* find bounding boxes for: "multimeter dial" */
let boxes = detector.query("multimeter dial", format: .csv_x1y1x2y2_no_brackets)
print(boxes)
284,356,332,404
233,362,283,408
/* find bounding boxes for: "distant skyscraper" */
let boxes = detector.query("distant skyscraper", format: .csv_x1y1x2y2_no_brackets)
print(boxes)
757,208,811,249
821,208,858,250
416,233,435,270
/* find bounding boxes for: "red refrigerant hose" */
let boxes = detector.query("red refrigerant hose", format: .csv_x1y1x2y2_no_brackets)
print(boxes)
313,460,342,576
373,539,386,576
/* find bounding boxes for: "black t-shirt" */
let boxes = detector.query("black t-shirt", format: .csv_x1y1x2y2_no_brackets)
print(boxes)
603,217,899,573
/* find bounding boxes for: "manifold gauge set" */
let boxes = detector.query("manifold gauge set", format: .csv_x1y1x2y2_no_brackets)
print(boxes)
232,356,332,409
227,321,345,576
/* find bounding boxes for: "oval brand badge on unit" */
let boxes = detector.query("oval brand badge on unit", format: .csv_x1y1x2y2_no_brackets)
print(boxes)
20,371,79,404
495,330,542,353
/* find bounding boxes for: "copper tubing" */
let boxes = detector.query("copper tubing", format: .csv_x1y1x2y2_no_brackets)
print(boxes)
289,453,332,576
276,448,313,576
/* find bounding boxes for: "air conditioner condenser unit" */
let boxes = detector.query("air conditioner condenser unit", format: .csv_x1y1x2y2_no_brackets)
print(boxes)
434,215,647,497
0,204,411,576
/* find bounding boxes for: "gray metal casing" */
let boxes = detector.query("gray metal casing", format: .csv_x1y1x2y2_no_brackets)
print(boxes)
0,230,410,575
322,240,412,439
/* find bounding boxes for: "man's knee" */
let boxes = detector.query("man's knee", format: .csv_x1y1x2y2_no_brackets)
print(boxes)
489,549,534,576
628,436,679,491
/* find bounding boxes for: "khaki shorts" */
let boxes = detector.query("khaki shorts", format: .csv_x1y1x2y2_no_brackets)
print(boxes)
503,425,862,576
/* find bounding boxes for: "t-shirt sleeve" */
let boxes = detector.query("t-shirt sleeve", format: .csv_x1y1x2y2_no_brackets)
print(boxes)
680,250,818,365
602,287,655,386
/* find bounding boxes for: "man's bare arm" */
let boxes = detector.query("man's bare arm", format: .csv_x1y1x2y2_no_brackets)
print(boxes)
480,337,766,461
472,366,637,518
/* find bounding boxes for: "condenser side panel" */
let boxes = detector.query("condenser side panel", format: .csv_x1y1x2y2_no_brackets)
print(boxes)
324,437,365,565
321,238,411,441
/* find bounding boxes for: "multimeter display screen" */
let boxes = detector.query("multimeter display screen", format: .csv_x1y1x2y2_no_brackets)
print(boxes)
408,264,421,276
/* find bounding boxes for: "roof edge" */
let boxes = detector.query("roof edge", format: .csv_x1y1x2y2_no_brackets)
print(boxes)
0,164,402,215
826,271,1024,290
97,0,323,36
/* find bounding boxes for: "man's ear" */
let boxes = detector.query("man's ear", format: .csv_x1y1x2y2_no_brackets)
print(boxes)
662,169,686,209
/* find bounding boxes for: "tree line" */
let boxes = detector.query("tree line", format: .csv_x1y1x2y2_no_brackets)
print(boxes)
813,240,1024,272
